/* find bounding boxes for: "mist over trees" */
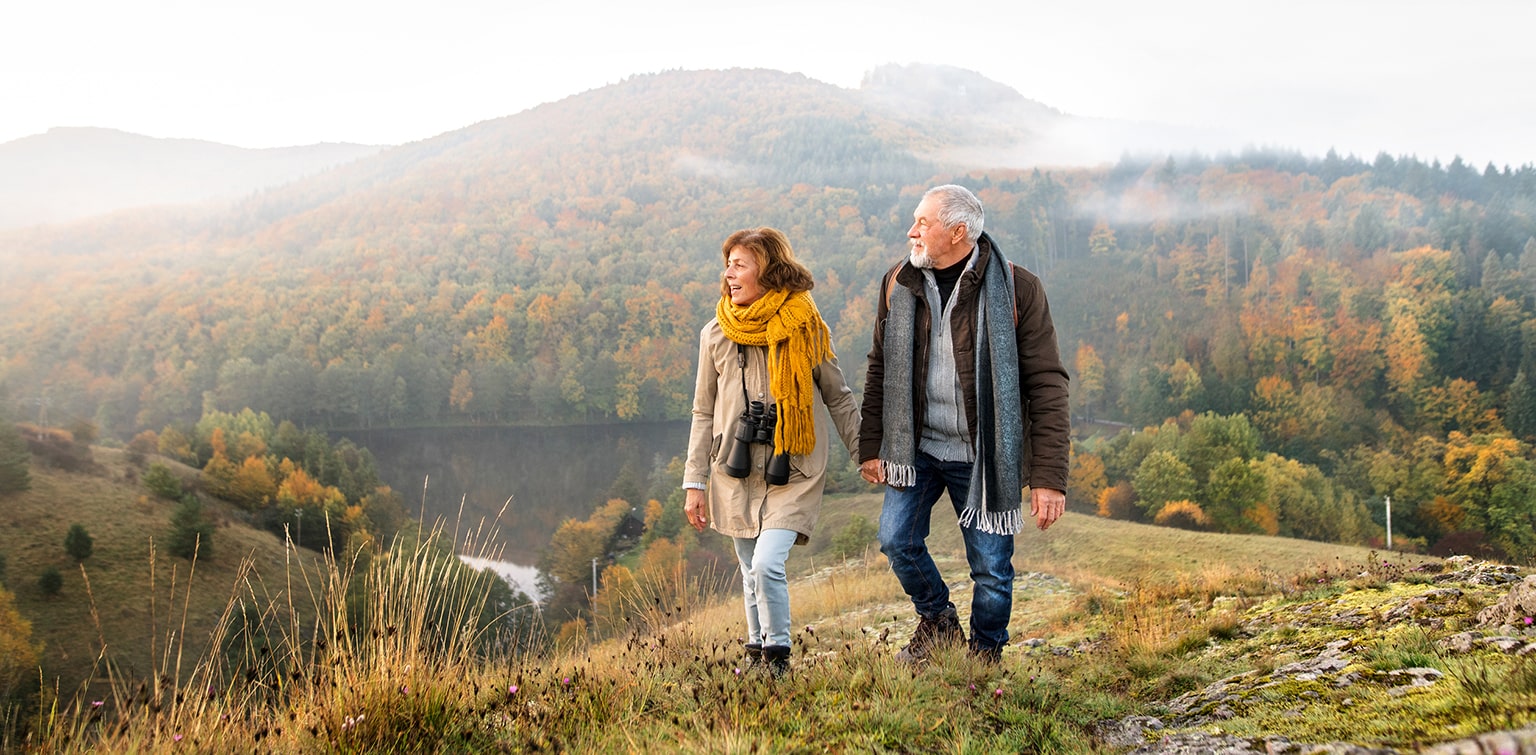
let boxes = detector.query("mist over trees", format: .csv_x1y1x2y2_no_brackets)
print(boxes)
2,68,1536,559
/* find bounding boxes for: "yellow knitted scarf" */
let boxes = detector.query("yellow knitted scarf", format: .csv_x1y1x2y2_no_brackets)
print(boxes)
716,289,832,457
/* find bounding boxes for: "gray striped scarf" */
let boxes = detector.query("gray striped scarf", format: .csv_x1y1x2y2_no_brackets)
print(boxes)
879,238,1024,535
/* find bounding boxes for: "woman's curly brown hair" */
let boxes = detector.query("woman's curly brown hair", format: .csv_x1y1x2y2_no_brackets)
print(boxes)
720,227,815,299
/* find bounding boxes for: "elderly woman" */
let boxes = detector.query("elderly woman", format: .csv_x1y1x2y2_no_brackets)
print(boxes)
683,227,860,676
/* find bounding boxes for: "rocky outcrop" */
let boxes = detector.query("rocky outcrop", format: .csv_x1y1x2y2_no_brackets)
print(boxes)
1474,574,1536,628
1097,558,1536,754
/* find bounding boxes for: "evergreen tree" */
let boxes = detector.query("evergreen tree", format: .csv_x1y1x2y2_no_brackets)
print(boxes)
38,568,62,597
167,495,214,560
63,524,93,562
1506,371,1536,443
0,410,30,495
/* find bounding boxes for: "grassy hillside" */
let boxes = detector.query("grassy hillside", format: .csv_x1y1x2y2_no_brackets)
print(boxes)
20,473,1530,752
0,448,328,703
801,492,1405,588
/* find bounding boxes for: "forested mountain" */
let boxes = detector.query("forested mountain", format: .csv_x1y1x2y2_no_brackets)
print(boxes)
4,66,1536,559
0,127,383,229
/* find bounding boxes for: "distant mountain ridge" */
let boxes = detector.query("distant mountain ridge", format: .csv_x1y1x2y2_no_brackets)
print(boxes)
0,127,384,229
0,65,1295,437
0,66,1242,232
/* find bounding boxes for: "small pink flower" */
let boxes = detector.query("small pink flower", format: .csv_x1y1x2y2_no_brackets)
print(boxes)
91,700,103,708
993,688,1004,697
1525,616,1533,626
563,677,571,685
733,668,742,676
509,684,519,694
174,734,183,742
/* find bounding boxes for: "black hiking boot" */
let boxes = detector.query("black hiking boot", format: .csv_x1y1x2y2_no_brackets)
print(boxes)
762,645,791,677
894,604,965,665
743,642,763,668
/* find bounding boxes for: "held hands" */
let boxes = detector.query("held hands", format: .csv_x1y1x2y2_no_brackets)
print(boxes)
859,459,886,485
1031,487,1066,530
684,488,709,532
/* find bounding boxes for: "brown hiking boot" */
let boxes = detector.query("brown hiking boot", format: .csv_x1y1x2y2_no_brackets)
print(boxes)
894,605,965,665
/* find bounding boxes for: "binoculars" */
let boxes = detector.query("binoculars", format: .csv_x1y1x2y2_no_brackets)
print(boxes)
723,401,791,485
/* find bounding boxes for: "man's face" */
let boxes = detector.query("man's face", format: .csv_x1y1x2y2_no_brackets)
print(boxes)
908,195,965,269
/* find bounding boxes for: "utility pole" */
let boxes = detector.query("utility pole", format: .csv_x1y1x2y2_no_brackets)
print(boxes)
1384,495,1393,551
591,557,598,595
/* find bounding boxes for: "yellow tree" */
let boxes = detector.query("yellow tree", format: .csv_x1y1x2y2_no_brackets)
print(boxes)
1067,451,1107,514
0,586,40,702
1073,343,1105,419
590,564,640,637
226,455,277,509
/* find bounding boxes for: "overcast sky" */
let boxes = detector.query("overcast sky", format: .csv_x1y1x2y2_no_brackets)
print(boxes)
4,0,1533,167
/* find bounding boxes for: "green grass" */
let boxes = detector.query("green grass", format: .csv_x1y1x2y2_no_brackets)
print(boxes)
0,448,328,708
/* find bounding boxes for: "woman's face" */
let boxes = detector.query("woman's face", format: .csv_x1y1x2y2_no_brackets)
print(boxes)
725,245,766,306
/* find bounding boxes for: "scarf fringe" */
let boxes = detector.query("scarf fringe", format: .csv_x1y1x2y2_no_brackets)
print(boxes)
882,461,916,489
958,507,1024,536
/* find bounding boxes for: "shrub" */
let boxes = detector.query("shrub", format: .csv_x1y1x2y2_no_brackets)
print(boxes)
125,430,159,466
167,495,214,560
64,524,94,562
17,423,93,472
829,515,878,561
38,567,62,597
143,462,183,500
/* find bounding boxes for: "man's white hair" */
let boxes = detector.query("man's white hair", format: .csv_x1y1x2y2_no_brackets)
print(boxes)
924,184,984,244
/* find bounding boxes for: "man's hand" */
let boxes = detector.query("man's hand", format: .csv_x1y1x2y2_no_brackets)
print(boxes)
859,459,886,485
684,488,708,532
1030,487,1066,530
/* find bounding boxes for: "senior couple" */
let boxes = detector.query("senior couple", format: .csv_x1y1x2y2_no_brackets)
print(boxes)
682,184,1071,676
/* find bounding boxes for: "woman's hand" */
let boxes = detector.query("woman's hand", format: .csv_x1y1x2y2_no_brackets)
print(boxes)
684,488,708,532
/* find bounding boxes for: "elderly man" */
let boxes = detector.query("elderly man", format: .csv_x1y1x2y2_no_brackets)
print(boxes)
858,184,1071,664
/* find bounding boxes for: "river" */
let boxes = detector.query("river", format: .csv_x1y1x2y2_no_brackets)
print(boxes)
339,421,691,599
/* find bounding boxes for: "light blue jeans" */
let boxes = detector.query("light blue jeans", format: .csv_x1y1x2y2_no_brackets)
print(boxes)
733,528,799,648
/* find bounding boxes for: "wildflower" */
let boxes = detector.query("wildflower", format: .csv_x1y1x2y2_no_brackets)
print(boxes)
563,677,571,685
1526,617,1533,626
509,684,519,694
91,701,104,708
733,668,742,676
174,734,183,742
994,688,1004,697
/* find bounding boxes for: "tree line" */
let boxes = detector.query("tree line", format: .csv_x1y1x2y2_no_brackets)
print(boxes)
4,136,1536,559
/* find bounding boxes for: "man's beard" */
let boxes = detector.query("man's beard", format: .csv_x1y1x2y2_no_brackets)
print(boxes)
909,247,936,269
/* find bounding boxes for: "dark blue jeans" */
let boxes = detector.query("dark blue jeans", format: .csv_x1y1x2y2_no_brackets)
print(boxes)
878,452,1015,649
